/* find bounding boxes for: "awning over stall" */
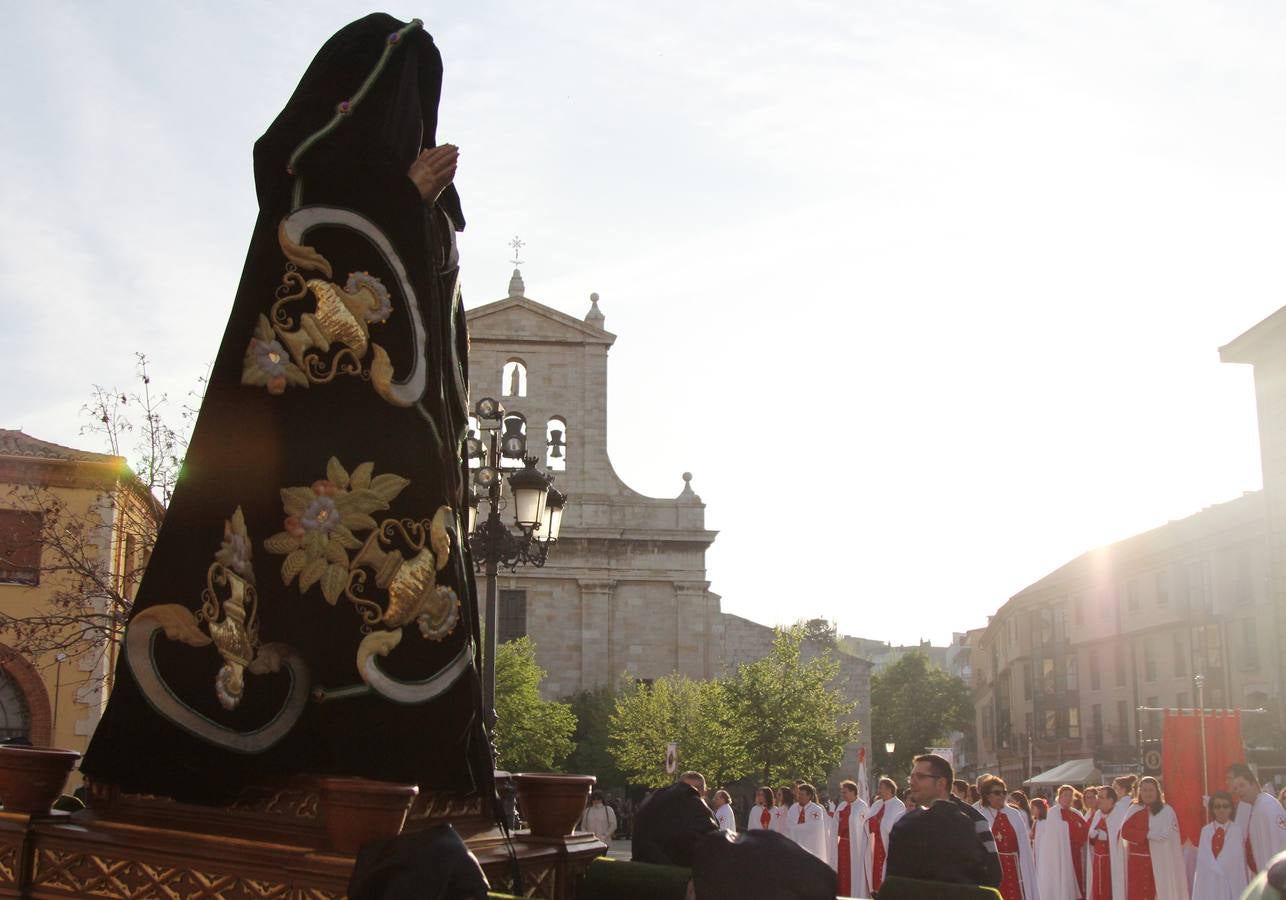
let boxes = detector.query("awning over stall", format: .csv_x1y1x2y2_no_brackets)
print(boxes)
1024,758,1102,787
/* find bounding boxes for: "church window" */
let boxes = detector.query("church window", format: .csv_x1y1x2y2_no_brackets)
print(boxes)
546,417,567,471
498,590,527,643
501,359,527,397
0,510,41,585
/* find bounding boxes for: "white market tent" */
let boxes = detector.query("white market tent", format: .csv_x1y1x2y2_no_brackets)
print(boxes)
1024,758,1102,787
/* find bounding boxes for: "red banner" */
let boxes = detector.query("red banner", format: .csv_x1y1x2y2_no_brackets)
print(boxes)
1162,710,1243,846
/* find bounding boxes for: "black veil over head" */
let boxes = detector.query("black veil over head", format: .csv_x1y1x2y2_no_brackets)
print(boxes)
254,13,464,227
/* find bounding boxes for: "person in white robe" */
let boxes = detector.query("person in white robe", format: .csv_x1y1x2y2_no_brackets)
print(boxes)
977,775,1037,900
834,779,869,899
579,793,617,846
1119,777,1188,900
790,783,833,865
864,777,905,895
1193,792,1250,900
747,787,775,832
1229,764,1286,877
1108,775,1140,900
1086,785,1125,900
772,786,797,839
1034,797,1080,900
712,789,736,833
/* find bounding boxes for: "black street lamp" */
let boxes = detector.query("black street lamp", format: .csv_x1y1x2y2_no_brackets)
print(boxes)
464,397,567,737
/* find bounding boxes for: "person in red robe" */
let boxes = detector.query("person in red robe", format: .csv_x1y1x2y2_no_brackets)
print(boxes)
1057,784,1090,898
1121,788,1157,900
866,776,904,894
979,775,1036,900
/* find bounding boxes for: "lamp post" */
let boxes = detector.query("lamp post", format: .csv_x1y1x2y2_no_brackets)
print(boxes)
51,652,67,739
464,397,567,738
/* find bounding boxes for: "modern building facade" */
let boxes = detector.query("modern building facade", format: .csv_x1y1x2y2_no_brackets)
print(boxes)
970,492,1274,788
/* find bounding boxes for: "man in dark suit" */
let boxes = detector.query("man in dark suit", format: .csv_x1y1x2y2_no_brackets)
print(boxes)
886,754,1002,887
631,770,719,867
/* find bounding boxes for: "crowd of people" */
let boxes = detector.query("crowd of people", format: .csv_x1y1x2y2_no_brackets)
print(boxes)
622,755,1286,899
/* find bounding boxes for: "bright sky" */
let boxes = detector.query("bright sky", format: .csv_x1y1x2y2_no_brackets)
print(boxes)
4,2,1281,646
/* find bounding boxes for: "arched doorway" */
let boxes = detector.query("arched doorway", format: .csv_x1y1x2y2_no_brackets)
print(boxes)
0,645,51,745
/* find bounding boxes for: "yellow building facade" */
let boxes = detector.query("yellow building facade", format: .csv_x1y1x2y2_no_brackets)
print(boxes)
0,430,155,774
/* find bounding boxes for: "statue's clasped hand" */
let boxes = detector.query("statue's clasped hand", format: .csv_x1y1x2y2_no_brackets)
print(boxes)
408,144,458,204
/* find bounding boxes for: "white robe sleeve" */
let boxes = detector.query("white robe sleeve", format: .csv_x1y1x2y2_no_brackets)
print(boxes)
1007,807,1040,900
1035,814,1078,900
848,800,870,900
1146,806,1190,900
1193,821,1251,900
1249,792,1286,872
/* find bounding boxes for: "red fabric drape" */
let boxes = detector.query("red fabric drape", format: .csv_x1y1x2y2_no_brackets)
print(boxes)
1162,709,1243,846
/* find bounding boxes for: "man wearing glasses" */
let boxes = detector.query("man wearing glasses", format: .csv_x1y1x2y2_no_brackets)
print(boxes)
885,754,1003,888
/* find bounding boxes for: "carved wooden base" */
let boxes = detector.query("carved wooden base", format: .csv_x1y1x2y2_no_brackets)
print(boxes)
0,784,605,900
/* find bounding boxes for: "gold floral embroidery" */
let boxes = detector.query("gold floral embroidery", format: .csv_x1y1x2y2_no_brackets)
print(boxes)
262,458,460,680
263,457,408,605
241,219,405,403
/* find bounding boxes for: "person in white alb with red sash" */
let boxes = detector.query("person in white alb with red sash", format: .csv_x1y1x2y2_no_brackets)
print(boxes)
834,779,868,898
790,783,833,865
747,787,775,832
773,785,796,838
865,776,905,895
1193,791,1250,900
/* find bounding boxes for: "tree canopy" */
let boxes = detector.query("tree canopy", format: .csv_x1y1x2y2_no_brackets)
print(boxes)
869,651,973,781
607,624,859,789
494,637,577,773
607,674,751,789
724,624,859,785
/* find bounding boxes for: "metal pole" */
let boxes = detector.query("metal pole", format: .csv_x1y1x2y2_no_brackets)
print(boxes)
52,657,63,739
481,430,501,734
1195,674,1208,801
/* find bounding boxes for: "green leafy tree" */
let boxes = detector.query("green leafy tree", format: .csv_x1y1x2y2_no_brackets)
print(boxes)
608,674,752,789
564,676,634,788
869,651,974,781
494,637,577,772
724,624,860,784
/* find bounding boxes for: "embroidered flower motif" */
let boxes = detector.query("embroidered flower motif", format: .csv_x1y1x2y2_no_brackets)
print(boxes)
242,315,309,395
345,272,393,324
263,457,410,604
214,507,255,584
301,494,340,533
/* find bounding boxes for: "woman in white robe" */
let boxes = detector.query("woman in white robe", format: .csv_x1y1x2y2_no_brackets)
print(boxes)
978,775,1037,900
1119,777,1188,900
747,787,775,832
772,786,796,838
1192,792,1249,900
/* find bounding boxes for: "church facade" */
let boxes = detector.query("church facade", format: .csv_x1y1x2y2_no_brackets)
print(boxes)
465,271,872,785
466,270,724,698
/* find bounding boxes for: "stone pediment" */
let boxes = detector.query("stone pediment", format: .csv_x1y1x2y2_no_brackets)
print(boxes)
466,297,616,347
